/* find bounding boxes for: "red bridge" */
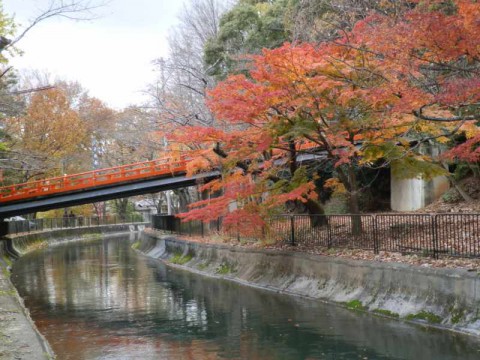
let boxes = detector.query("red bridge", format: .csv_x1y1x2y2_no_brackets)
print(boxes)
0,155,220,219
0,140,325,220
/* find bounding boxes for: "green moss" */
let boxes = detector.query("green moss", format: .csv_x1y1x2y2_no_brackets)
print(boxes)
0,289,16,296
82,233,103,242
170,253,193,265
131,242,140,250
373,309,400,318
450,308,465,324
197,263,208,270
3,256,12,268
344,300,366,311
405,311,442,324
216,262,235,275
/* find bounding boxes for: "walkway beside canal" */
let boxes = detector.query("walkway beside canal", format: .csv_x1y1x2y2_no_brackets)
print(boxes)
0,253,53,359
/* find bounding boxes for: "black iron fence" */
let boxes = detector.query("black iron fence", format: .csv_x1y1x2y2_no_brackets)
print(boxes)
152,213,480,259
6,214,145,235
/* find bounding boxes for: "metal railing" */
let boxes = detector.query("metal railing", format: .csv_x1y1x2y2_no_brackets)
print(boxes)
6,214,146,235
152,213,480,259
0,155,189,203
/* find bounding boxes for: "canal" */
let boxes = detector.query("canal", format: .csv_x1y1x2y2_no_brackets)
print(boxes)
11,234,480,359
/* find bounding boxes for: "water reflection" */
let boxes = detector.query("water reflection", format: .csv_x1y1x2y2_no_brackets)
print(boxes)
12,235,480,360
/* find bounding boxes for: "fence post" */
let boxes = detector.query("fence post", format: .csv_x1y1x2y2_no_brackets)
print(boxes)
201,222,204,238
290,215,295,246
327,215,332,249
432,214,439,259
189,221,192,236
373,215,379,255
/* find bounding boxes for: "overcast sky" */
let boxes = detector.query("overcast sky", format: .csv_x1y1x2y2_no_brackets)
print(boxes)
4,0,187,109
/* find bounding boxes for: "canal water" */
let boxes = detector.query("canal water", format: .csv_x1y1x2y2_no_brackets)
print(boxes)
11,234,480,359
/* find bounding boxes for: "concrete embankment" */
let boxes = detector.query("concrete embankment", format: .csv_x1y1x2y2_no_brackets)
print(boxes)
0,223,147,360
136,232,480,336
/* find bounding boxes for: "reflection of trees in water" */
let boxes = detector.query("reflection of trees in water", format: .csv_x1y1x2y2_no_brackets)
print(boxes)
13,236,480,360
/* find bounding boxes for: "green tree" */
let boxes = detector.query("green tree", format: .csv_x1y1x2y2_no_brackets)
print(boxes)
204,0,292,79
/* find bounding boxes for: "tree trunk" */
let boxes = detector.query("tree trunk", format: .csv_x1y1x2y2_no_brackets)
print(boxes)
175,188,190,213
347,165,362,235
449,176,472,202
114,198,129,221
304,199,328,227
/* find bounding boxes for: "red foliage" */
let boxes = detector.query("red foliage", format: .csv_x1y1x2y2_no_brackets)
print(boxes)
174,0,480,228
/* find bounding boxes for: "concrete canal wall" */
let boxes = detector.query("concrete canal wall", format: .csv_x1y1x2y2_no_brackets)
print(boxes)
136,232,480,336
9,223,147,255
0,223,147,359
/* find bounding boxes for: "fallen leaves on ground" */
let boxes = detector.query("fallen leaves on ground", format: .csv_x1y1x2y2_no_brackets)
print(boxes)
145,228,480,271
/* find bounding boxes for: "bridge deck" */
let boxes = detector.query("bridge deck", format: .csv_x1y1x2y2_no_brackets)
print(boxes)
0,155,190,204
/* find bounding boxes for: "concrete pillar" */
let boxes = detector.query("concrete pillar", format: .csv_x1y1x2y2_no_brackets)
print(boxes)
166,191,173,215
391,172,450,212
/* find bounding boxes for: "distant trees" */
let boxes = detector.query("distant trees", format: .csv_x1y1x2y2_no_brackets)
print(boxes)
0,0,107,184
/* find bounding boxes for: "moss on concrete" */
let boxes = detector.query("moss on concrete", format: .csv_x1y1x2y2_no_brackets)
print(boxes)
170,253,193,265
344,300,366,311
449,307,465,324
197,262,209,270
406,311,442,324
373,309,400,318
216,262,235,275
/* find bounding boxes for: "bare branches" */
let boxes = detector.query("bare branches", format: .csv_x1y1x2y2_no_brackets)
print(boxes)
7,0,107,49
413,105,480,122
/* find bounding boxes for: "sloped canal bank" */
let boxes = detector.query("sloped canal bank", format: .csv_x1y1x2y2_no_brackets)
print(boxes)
10,233,480,359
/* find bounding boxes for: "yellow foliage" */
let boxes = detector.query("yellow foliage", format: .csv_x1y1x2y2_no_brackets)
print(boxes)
324,178,346,194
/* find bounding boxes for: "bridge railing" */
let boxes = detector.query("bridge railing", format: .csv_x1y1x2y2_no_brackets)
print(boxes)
5,213,146,235
152,213,480,259
0,155,190,203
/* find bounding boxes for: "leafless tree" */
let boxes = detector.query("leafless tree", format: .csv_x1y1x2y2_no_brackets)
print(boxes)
6,0,107,49
146,0,232,128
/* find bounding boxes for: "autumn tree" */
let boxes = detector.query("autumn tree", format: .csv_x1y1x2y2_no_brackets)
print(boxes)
174,0,480,234
290,0,413,43
5,88,88,182
0,0,106,184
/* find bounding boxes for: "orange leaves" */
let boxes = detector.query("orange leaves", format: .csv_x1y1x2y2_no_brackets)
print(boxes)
176,0,480,223
266,181,318,208
9,89,87,161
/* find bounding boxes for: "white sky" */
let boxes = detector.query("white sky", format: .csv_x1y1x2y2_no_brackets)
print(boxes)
4,0,187,109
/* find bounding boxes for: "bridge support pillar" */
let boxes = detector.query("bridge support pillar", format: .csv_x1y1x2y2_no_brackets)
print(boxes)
0,219,19,259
